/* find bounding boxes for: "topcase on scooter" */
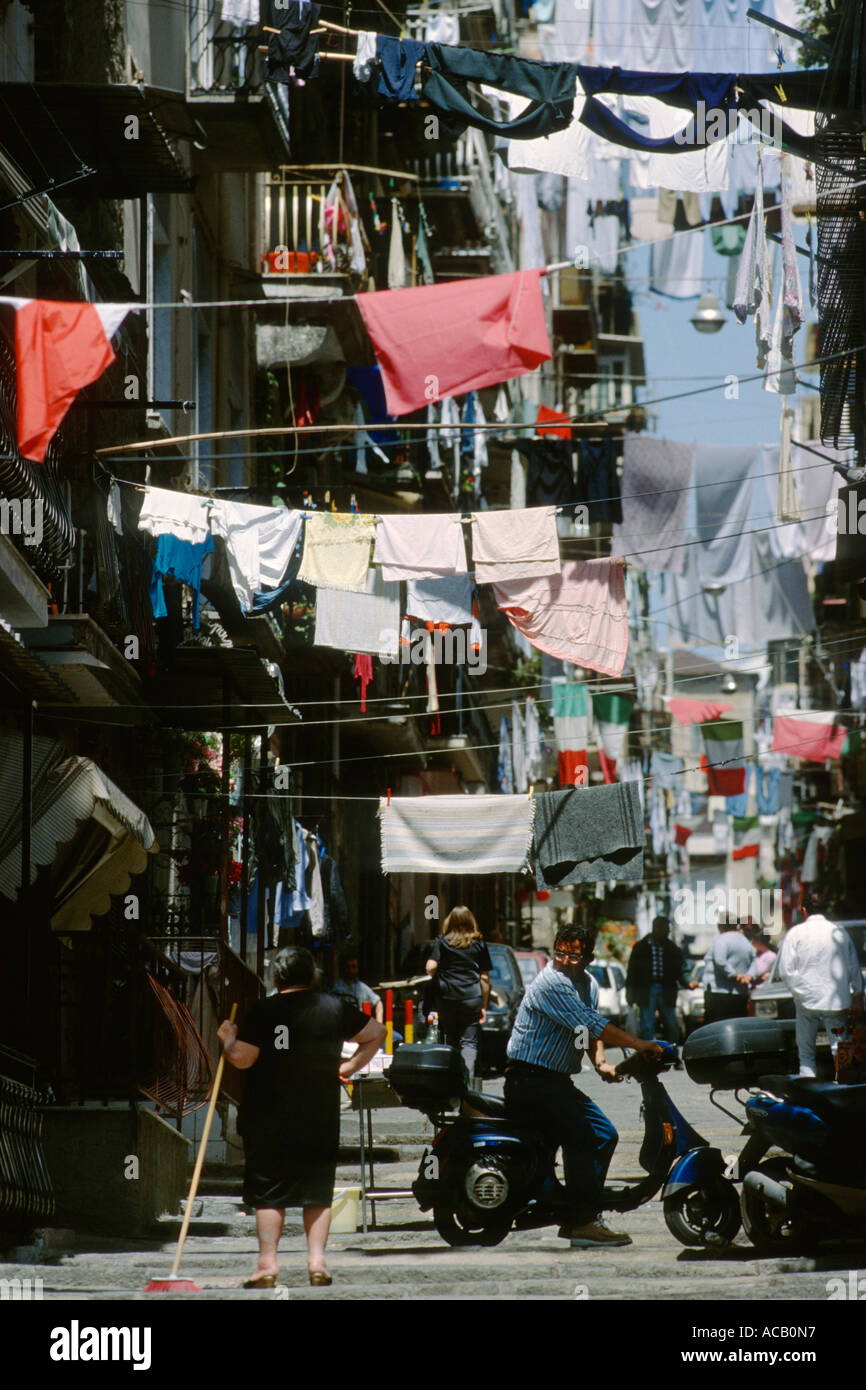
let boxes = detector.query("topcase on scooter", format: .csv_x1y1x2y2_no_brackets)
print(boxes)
387,1043,467,1109
683,1017,798,1088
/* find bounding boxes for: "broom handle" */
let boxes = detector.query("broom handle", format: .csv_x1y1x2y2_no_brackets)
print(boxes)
171,1002,237,1278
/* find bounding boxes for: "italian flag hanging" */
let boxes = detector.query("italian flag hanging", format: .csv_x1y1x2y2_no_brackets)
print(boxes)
593,692,634,784
732,815,760,859
701,719,747,796
551,679,588,787
771,711,847,763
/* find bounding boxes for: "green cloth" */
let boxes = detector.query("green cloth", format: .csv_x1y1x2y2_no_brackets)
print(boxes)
710,223,747,257
551,681,588,717
592,692,635,726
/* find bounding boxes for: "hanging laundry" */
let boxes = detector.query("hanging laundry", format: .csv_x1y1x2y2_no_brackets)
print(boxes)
674,821,695,848
551,677,589,787
498,716,515,792
731,816,760,860
266,1,321,81
0,297,130,461
387,198,409,289
149,532,214,630
771,712,847,763
576,68,736,153
355,270,551,416
137,485,212,544
593,692,634,783
314,566,401,656
711,221,747,256
650,750,684,787
493,557,628,678
756,766,782,816
374,512,468,579
375,35,425,101
701,719,747,796
421,46,577,141
353,30,377,82
610,437,694,573
725,763,751,817
345,365,398,444
630,195,672,242
405,573,475,627
648,227,704,299
297,512,376,592
353,653,374,712
324,171,368,275
415,218,434,285
471,505,561,583
209,502,303,612
222,0,260,24
624,95,730,193
425,11,459,43
536,404,572,439
496,80,589,178
576,438,622,524
693,443,761,585
775,401,800,521
320,850,349,941
533,782,644,885
379,793,536,873
733,157,772,367
107,482,123,536
513,438,575,507
665,696,733,725
765,155,805,396
524,696,544,784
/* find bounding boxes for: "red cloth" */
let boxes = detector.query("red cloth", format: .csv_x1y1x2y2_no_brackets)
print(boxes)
666,697,734,726
674,823,694,846
598,749,618,784
700,753,747,797
353,653,373,712
536,404,572,439
2,298,130,461
771,714,847,763
355,271,551,416
557,750,587,786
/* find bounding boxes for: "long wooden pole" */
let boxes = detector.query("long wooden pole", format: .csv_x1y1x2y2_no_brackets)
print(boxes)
170,1003,237,1279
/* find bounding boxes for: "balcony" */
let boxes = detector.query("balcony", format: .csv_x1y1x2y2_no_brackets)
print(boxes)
187,17,291,171
410,127,514,276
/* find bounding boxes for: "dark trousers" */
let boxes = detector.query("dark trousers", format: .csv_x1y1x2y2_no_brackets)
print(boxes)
704,990,749,1024
504,1066,618,1225
438,999,481,1077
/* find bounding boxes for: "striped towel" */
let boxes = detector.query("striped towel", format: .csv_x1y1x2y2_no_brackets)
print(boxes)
379,794,536,874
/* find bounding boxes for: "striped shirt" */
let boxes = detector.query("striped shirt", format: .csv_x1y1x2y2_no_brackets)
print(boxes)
507,963,607,1074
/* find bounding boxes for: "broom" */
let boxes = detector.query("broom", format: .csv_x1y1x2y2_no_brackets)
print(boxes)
145,1003,237,1292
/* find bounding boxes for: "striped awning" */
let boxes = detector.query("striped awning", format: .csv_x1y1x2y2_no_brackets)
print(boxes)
0,733,156,906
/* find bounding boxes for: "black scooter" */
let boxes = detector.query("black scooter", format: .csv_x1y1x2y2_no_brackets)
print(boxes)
387,1041,709,1246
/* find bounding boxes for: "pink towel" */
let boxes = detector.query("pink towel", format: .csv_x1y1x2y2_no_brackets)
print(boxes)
492,559,628,678
355,270,551,416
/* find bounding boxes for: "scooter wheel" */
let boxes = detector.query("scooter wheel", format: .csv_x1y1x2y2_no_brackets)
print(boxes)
663,1183,741,1248
740,1160,811,1254
433,1206,510,1247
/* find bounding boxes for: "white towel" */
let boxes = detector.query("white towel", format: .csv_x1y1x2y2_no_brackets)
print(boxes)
315,568,401,657
137,486,211,544
353,30,377,81
380,794,536,874
470,506,561,583
373,513,468,580
209,501,302,612
298,513,376,592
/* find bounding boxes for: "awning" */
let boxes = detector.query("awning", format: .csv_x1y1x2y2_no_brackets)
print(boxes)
0,735,158,928
0,85,193,197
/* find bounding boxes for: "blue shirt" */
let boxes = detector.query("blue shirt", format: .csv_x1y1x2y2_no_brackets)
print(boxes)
507,963,606,1074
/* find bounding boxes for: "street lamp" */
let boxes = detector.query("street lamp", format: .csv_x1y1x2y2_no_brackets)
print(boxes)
690,288,726,334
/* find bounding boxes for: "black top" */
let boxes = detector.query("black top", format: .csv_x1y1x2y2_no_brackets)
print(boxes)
237,990,367,1149
430,935,492,1002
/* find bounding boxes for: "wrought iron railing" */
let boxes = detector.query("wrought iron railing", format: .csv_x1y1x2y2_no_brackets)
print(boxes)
0,1046,54,1229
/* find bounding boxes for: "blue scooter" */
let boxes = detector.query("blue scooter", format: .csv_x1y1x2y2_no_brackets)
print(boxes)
388,1041,722,1247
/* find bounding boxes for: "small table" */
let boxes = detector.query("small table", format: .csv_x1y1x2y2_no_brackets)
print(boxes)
350,1073,415,1233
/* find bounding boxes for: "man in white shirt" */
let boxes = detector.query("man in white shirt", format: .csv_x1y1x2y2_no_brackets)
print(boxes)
777,892,864,1078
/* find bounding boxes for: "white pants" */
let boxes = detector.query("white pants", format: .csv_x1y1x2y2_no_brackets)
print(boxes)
795,1006,849,1077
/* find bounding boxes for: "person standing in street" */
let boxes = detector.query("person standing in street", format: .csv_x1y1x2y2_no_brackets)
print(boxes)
218,946,385,1288
330,954,384,1021
704,915,755,1022
505,922,663,1248
425,906,491,1078
625,915,686,1042
777,891,864,1078
749,932,778,986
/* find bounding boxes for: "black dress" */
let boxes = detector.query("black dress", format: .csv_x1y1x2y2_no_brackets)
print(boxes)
237,990,368,1209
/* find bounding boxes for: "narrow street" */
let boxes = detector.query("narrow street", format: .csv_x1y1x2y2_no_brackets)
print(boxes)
8,1067,859,1302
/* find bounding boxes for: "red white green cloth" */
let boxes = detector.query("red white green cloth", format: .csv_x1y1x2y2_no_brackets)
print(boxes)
701,719,747,796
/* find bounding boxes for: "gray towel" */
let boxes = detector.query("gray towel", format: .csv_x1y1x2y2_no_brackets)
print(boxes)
534,783,644,885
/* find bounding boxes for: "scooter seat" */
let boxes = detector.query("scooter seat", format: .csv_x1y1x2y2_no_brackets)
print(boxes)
759,1074,866,1124
462,1088,508,1118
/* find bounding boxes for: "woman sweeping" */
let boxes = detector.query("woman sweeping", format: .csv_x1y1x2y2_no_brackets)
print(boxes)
218,946,385,1288
426,906,491,1078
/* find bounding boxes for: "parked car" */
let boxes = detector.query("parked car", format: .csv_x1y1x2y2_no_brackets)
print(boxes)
514,948,550,987
587,958,627,1027
479,943,525,1073
750,920,866,1028
676,957,707,1041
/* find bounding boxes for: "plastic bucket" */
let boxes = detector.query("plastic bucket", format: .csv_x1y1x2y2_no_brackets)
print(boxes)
330,1187,361,1233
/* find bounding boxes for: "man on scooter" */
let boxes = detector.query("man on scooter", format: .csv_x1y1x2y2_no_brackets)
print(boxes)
504,922,664,1247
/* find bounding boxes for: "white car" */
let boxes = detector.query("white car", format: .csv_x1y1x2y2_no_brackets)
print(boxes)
587,959,628,1027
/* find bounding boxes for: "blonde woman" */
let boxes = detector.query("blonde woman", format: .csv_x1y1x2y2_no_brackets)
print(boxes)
426,907,491,1077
